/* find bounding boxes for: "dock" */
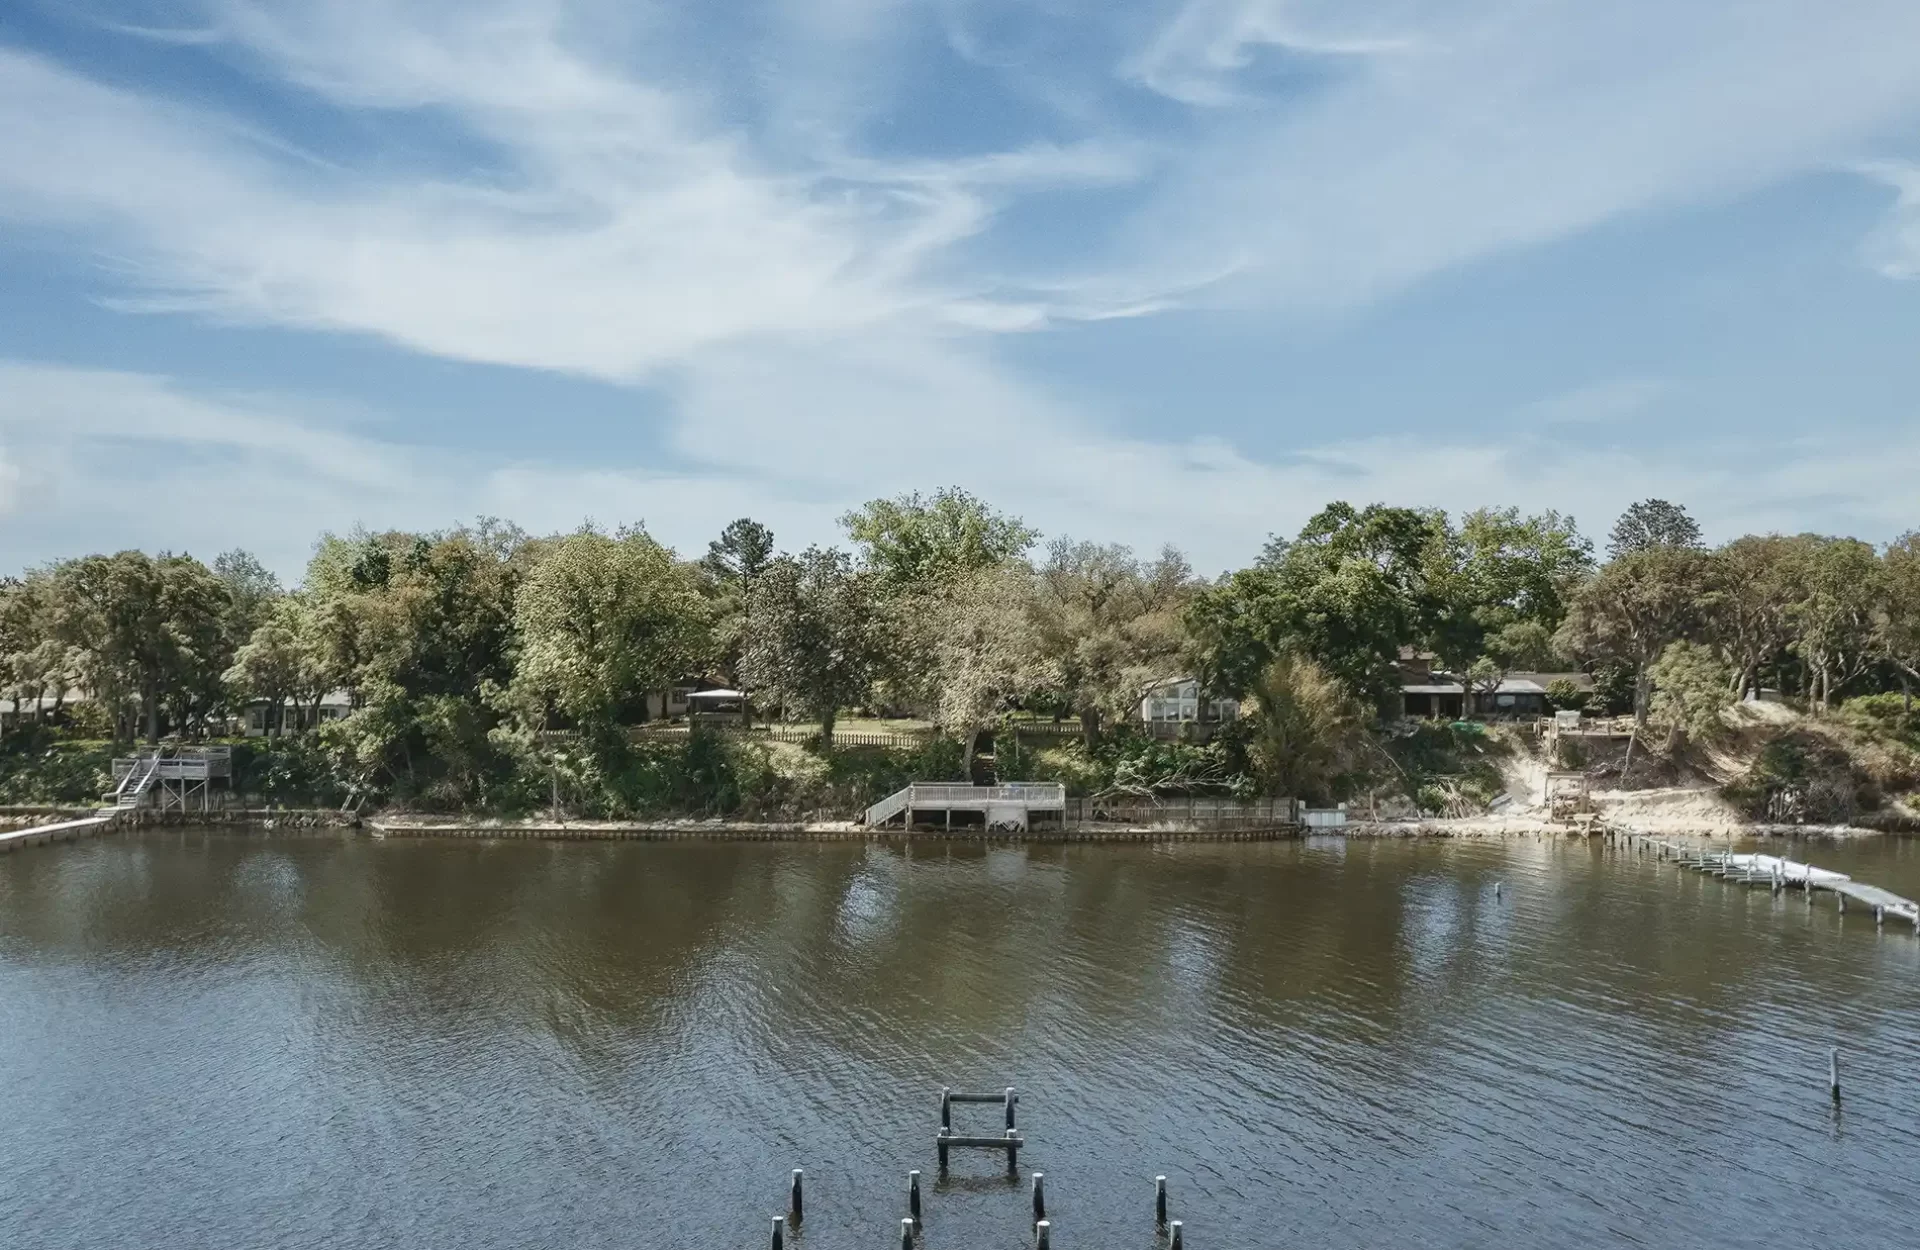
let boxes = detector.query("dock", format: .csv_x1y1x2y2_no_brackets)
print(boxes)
864,782,1067,832
1637,835,1920,932
0,812,119,854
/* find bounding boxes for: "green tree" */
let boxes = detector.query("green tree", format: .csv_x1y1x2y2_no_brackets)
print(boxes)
1648,640,1734,748
225,595,337,734
301,528,521,804
212,549,283,649
841,488,1037,592
1789,537,1882,711
0,571,81,730
225,607,304,736
928,565,1057,768
1878,531,1920,710
1245,652,1370,804
1712,534,1809,700
48,551,232,741
157,554,237,737
699,518,775,688
1608,499,1704,558
701,518,776,589
741,547,888,748
1187,503,1450,705
1555,546,1713,726
1029,539,1192,747
509,527,712,736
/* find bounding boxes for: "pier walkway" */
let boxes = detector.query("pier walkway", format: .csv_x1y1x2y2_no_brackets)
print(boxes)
1638,836,1920,932
0,812,118,854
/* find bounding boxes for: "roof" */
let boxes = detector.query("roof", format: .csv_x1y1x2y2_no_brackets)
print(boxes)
1402,678,1555,696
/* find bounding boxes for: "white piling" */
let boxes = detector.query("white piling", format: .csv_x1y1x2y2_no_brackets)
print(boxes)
1830,1047,1841,1104
901,1217,915,1249
1155,1175,1168,1227
770,1216,785,1250
1170,1218,1185,1249
1034,1218,1051,1250
1031,1171,1046,1223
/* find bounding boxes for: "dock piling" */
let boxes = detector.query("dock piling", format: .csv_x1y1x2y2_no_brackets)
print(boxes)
770,1216,785,1250
789,1170,803,1225
1170,1218,1185,1249
908,1170,921,1224
1156,1175,1168,1227
1006,1128,1020,1173
1034,1219,1051,1250
1031,1171,1046,1223
901,1217,915,1249
1005,1085,1018,1130
941,1087,952,1130
937,1127,951,1169
1494,881,1502,900
1830,1047,1841,1105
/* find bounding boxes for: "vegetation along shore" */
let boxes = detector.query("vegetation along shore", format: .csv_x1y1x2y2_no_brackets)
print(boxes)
5,491,1920,833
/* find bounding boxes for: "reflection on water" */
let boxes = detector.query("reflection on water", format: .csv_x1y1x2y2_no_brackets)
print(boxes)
3,832,1918,1249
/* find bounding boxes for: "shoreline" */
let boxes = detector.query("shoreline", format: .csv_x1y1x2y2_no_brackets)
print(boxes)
1,806,1900,845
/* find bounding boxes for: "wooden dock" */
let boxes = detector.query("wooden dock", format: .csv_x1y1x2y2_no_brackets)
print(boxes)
0,812,118,854
1635,835,1920,932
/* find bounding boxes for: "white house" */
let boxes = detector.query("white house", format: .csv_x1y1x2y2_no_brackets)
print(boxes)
1139,678,1240,728
239,691,353,737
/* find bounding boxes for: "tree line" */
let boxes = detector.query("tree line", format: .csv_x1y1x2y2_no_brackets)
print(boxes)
4,492,1918,808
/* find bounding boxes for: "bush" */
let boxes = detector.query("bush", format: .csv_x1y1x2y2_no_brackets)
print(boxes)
1840,693,1920,746
1386,723,1510,814
0,734,116,804
1015,729,1252,799
229,737,350,807
1545,678,1589,712
1722,732,1871,822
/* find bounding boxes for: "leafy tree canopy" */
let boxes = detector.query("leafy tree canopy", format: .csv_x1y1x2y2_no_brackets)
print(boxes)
1608,499,1703,558
841,487,1037,592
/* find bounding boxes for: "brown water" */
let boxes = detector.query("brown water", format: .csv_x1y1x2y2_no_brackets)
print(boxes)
3,831,1918,1249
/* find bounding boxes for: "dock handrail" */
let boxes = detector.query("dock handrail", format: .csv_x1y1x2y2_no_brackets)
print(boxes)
863,782,1068,827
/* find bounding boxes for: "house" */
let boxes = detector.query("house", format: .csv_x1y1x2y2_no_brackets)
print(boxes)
1139,678,1240,733
239,691,353,737
1400,671,1595,719
0,690,89,730
643,677,731,722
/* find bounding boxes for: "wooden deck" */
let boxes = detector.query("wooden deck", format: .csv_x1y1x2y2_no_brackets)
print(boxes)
865,783,1067,831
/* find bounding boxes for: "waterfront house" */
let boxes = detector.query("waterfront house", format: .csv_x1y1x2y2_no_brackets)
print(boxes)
238,690,353,737
1139,678,1240,737
1400,670,1595,719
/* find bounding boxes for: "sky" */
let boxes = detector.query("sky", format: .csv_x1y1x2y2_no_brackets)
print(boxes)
5,0,1920,580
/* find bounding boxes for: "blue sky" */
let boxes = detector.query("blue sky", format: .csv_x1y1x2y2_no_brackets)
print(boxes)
6,0,1920,579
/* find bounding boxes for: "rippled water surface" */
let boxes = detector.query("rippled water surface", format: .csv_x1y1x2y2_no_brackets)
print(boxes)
4,831,1919,1249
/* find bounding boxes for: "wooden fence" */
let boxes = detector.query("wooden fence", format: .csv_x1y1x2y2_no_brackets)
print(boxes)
1064,795,1297,828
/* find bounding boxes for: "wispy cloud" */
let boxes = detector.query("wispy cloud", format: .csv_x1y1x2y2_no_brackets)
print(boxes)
1118,0,1920,310
5,358,1918,579
1858,160,1920,280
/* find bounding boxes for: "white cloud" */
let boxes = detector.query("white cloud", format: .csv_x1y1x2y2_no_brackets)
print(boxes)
1859,160,1920,279
5,359,1916,584
1120,0,1920,310
1125,0,1420,106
